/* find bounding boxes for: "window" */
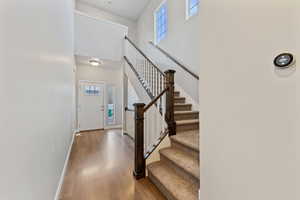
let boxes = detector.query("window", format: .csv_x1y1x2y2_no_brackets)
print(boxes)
85,85,100,96
107,85,116,125
155,2,167,44
187,0,199,19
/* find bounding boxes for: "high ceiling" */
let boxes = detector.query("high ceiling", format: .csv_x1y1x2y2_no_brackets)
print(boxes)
77,0,150,21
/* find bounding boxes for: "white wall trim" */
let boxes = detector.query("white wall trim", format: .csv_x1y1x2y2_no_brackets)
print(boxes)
74,10,129,31
54,131,77,200
104,125,122,130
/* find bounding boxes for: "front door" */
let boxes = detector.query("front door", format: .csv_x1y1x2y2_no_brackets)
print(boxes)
78,81,104,131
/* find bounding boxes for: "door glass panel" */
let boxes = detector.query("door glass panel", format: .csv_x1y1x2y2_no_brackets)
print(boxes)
107,85,116,125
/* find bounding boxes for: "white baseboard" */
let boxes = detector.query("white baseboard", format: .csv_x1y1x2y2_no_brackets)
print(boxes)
104,125,122,130
54,131,76,200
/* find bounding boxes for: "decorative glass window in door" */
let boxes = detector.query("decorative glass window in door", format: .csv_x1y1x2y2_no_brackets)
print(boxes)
107,85,116,125
85,85,100,96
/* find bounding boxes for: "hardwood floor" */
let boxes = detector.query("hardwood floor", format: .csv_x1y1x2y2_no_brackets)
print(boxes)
59,129,166,200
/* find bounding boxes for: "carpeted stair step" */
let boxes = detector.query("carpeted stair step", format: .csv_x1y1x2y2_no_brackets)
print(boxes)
175,111,199,121
170,132,199,160
174,97,185,104
176,119,199,132
160,148,200,188
148,161,198,200
174,103,192,111
174,91,180,97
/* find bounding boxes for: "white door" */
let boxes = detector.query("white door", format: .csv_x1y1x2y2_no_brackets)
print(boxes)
78,81,104,131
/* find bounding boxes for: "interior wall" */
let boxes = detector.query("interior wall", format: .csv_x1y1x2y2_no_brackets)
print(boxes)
76,1,137,42
136,0,200,102
199,0,299,199
76,61,123,128
74,11,128,62
0,0,75,199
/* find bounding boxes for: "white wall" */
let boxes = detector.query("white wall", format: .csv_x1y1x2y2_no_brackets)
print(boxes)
137,0,200,102
76,1,137,42
76,59,123,127
0,0,75,200
75,11,128,61
199,0,299,200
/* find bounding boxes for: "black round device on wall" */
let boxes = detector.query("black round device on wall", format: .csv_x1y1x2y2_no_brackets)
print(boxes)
274,53,294,68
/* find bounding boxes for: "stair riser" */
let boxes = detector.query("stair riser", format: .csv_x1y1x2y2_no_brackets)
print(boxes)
174,105,192,111
148,170,177,200
171,141,199,161
174,98,185,104
174,92,180,97
175,113,199,121
177,123,199,132
160,154,200,189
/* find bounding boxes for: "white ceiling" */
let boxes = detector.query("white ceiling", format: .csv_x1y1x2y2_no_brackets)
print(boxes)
77,0,150,21
75,55,122,69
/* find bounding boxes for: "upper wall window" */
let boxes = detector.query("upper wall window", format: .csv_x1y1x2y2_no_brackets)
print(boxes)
154,1,167,44
187,0,199,19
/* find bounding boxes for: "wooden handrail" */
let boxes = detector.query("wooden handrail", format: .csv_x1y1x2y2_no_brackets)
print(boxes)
132,70,176,180
125,36,165,76
125,107,135,112
149,41,199,80
144,87,168,112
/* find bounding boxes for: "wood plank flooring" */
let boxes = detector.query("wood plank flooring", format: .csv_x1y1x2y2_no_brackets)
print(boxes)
59,129,166,200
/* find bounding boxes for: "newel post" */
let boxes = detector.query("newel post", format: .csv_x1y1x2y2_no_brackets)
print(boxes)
165,70,176,136
133,103,146,180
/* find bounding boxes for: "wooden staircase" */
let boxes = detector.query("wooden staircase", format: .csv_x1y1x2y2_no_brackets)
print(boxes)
124,36,200,200
147,91,200,200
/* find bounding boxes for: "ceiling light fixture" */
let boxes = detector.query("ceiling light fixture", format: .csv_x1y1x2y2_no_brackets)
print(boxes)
89,58,102,66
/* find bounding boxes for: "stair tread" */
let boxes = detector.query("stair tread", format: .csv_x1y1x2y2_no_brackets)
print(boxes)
175,111,199,114
160,147,200,180
171,132,199,152
176,119,199,125
175,103,192,106
148,161,198,200
174,97,185,99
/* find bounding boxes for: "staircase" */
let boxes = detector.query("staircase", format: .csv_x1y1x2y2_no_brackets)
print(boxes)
124,36,200,200
147,90,200,200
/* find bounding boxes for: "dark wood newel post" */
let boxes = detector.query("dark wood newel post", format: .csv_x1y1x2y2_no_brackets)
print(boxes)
165,70,176,136
133,103,146,180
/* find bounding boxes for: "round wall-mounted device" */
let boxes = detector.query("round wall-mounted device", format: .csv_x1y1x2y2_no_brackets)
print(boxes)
274,53,294,68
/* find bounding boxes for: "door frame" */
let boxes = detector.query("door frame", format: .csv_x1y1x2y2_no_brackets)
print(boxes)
77,80,106,132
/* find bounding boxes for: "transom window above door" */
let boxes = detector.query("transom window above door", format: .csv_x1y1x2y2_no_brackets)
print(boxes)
154,1,167,44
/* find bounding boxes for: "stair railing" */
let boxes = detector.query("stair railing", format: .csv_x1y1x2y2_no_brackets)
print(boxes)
149,41,199,80
124,36,176,179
